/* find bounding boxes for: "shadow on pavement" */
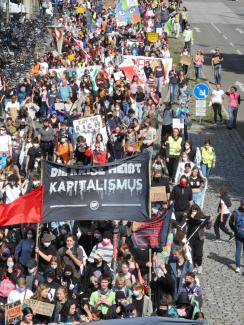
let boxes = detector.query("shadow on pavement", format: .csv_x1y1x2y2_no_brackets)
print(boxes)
207,252,236,271
203,53,244,75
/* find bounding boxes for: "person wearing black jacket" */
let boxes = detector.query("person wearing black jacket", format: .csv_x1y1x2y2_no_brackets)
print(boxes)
229,199,244,273
187,204,212,274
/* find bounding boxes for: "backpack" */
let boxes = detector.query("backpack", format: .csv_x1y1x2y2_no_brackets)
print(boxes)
0,277,16,298
235,209,244,239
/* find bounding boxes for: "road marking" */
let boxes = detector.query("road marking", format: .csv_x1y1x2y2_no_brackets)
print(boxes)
229,42,234,47
223,35,228,40
236,50,242,55
236,28,244,34
193,27,201,33
235,81,244,92
211,22,222,34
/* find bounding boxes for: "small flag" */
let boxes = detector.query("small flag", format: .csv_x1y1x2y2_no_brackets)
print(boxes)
0,187,43,226
132,206,173,249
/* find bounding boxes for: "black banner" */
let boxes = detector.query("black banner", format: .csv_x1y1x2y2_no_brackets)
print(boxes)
42,152,150,222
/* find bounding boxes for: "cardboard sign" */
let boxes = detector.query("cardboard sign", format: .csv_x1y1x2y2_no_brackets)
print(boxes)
195,100,207,117
23,299,54,317
150,186,167,202
147,32,159,43
5,301,22,324
73,115,103,134
180,55,192,66
172,118,184,130
103,0,116,9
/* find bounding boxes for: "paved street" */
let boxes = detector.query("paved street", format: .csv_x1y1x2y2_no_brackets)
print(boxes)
189,124,244,325
185,0,244,140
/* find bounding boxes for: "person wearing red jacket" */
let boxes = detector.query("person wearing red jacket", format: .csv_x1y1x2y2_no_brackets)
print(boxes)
92,142,107,165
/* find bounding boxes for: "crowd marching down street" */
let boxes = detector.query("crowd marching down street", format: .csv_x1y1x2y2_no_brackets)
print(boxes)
0,0,243,324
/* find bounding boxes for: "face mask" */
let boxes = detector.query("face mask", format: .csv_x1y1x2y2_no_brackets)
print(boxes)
157,309,168,317
102,238,110,245
185,281,192,287
33,144,39,148
133,291,140,297
16,285,25,293
57,159,62,164
33,181,39,186
180,180,187,187
7,261,14,268
34,163,39,169
27,234,33,239
51,264,57,270
182,157,187,162
0,131,5,135
28,267,36,274
43,242,51,248
185,145,190,150
172,256,179,263
94,258,101,264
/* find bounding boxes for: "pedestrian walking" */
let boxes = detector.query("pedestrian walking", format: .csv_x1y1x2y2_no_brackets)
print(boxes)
214,187,234,242
200,139,216,178
229,199,244,273
182,24,194,54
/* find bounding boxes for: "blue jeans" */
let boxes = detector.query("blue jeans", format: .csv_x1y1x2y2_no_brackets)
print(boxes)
235,239,244,268
201,163,211,178
194,66,202,80
214,64,222,84
156,76,164,94
169,83,177,103
192,191,203,207
136,102,144,122
228,106,238,128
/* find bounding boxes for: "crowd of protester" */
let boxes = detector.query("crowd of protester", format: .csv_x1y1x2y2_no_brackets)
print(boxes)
0,0,243,324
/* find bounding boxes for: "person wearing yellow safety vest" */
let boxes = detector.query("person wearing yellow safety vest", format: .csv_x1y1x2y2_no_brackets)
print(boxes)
166,128,184,184
183,24,193,55
200,139,216,178
181,7,188,32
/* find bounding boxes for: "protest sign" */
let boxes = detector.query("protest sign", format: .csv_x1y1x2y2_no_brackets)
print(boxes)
150,186,167,202
173,118,184,130
23,299,54,317
47,26,64,54
103,0,116,9
180,55,192,66
42,152,150,222
5,301,22,324
76,7,85,14
73,115,103,134
147,32,159,43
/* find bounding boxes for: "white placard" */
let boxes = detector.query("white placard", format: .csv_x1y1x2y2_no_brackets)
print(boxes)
73,115,103,134
172,118,184,129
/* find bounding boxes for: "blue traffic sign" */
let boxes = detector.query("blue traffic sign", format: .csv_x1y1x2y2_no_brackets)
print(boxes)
193,83,209,99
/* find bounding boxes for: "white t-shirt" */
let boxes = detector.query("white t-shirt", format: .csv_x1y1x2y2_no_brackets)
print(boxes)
212,89,225,104
220,199,230,214
0,134,12,153
7,288,33,304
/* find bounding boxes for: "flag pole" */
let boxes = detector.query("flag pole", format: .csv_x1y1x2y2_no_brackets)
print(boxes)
35,160,43,263
148,154,152,297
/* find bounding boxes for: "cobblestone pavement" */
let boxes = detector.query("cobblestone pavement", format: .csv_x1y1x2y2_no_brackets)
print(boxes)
189,124,244,325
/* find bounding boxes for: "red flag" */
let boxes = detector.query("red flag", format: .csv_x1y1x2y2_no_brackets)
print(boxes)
0,186,43,226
